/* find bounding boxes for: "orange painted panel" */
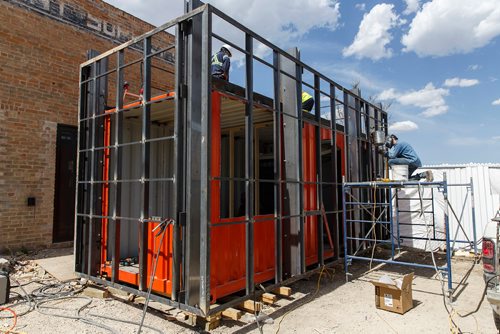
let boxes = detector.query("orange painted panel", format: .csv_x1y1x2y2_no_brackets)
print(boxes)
99,91,345,301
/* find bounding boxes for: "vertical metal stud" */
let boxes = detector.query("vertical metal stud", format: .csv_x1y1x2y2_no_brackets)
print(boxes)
245,33,255,295
295,63,305,274
273,51,283,283
139,37,152,291
110,50,124,282
87,61,98,277
314,74,324,266
199,7,212,314
173,22,186,303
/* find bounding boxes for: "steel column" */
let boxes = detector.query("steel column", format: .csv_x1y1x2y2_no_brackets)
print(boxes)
244,33,255,295
110,50,124,282
470,177,478,255
443,173,453,292
198,8,212,314
314,74,324,266
273,51,283,283
172,22,186,303
295,62,305,273
139,37,152,291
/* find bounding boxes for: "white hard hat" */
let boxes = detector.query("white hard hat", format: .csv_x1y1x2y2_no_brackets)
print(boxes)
221,44,232,57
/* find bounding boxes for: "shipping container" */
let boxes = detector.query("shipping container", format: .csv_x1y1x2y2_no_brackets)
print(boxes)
75,2,387,316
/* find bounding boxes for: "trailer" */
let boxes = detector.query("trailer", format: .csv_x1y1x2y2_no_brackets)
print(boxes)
75,1,387,317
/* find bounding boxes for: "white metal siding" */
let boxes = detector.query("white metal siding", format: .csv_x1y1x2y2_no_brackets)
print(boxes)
400,164,500,250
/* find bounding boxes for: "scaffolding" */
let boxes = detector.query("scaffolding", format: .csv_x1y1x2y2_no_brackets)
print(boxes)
342,175,478,294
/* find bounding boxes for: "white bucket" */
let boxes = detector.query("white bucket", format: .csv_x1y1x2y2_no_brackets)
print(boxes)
390,165,409,181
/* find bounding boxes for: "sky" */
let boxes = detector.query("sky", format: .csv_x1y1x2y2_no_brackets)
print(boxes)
104,0,500,164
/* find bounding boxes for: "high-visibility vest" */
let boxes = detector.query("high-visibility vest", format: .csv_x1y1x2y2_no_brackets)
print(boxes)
302,92,312,103
212,53,223,67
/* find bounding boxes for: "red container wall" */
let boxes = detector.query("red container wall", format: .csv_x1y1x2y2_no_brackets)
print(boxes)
99,92,345,301
303,123,319,265
209,92,275,301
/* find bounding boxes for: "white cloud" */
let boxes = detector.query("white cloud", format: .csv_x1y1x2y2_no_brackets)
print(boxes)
355,3,366,11
403,0,420,15
378,83,450,117
493,136,500,141
377,88,398,100
493,98,500,106
468,64,481,71
443,77,479,87
343,3,399,60
389,121,419,132
104,0,341,58
402,0,500,57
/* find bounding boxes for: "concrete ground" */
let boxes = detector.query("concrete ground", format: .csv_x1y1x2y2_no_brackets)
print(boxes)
0,248,496,333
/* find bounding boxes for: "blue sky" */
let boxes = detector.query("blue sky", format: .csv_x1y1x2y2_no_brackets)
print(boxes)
105,0,500,164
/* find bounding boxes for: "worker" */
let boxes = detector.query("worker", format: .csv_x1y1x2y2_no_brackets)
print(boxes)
382,134,433,181
211,44,232,81
302,91,314,112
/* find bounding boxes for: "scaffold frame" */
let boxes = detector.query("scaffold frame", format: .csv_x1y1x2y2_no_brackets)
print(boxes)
342,174,478,294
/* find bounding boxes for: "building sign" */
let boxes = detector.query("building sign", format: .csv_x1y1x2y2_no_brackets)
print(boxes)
8,0,174,62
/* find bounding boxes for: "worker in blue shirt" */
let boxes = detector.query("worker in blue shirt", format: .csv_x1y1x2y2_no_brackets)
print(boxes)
211,44,232,81
383,134,433,181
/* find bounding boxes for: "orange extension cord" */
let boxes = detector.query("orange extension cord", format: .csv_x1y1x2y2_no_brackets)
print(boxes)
0,307,17,334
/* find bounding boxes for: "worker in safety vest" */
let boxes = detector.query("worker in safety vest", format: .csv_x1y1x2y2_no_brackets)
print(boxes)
382,134,433,181
302,91,314,112
211,44,232,81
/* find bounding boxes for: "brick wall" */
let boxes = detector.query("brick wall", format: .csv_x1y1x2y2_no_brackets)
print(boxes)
0,0,175,250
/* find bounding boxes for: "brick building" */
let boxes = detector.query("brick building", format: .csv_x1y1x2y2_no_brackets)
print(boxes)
0,0,173,250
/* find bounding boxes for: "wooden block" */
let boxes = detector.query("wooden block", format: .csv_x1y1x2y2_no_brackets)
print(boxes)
107,286,129,297
204,319,220,331
222,307,243,320
205,313,222,322
239,300,262,313
186,313,197,326
274,286,292,297
261,293,277,304
83,286,110,299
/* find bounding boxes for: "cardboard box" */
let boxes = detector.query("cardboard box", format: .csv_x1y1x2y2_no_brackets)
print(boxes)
371,273,414,314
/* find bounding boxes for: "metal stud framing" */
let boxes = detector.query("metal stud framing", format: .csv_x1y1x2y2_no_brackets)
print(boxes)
75,2,388,317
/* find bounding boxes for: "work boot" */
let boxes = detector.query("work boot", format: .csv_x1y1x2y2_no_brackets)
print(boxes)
425,170,434,182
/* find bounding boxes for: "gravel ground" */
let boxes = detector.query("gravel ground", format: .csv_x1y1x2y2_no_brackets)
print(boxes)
0,248,495,334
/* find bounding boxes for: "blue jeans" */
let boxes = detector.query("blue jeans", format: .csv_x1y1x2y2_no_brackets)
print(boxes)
389,158,420,178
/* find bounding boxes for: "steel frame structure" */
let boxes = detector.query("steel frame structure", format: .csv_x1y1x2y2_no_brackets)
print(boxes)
342,176,478,293
75,1,387,317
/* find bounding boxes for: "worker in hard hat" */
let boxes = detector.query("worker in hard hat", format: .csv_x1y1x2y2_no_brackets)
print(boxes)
302,91,314,112
382,134,433,181
211,44,232,81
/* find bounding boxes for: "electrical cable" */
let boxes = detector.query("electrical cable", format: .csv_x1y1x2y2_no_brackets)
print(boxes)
0,278,34,318
3,259,166,333
0,307,17,333
418,184,461,333
36,296,119,334
275,266,331,334
252,290,264,334
137,218,173,334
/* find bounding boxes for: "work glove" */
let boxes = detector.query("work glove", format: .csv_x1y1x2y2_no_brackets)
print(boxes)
378,147,386,154
385,136,392,148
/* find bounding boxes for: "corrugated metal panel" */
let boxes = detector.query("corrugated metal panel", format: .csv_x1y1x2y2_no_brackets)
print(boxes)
401,165,500,250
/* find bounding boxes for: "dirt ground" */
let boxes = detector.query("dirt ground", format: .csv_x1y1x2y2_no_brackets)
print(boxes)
0,248,496,334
